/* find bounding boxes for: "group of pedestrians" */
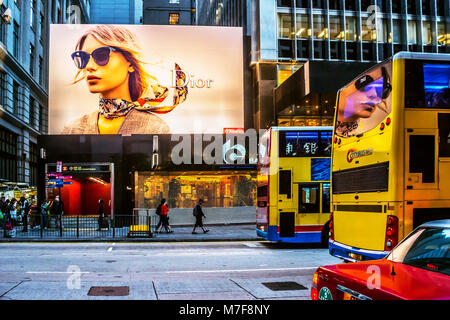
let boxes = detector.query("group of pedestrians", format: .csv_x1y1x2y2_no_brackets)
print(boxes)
1,196,35,237
39,196,64,230
154,198,209,234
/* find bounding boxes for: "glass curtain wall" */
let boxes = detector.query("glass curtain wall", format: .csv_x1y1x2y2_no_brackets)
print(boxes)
276,0,450,62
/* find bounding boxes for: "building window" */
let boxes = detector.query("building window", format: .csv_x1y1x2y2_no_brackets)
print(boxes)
407,0,417,14
392,0,402,13
14,0,20,9
346,16,357,42
13,21,20,57
437,0,445,16
29,96,36,128
30,44,35,76
136,173,257,209
278,0,292,7
362,16,376,42
408,20,418,44
393,19,403,44
313,0,326,9
374,0,389,12
329,0,341,10
39,56,44,85
40,13,45,44
13,81,20,115
421,0,431,16
30,0,36,29
169,13,180,25
345,0,357,11
297,40,311,59
295,14,309,39
313,15,327,39
296,0,308,7
279,39,294,58
0,128,18,183
437,22,447,46
329,16,342,40
422,21,432,45
376,18,389,43
169,0,180,3
278,13,293,39
361,0,372,12
39,104,47,133
0,71,4,106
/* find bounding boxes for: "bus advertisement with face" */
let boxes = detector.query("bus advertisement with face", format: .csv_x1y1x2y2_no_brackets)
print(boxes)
329,52,450,262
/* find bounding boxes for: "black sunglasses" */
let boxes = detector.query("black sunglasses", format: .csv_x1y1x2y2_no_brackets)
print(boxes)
355,67,392,99
71,46,119,69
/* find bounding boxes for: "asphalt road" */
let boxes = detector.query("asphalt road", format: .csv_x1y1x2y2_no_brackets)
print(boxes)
0,241,341,300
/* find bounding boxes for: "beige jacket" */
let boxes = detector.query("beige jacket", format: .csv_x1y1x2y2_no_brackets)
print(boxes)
61,109,171,135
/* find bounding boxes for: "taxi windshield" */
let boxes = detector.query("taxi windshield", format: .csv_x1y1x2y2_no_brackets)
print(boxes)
388,227,450,276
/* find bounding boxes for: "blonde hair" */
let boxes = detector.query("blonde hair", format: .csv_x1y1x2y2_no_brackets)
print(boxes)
72,25,158,101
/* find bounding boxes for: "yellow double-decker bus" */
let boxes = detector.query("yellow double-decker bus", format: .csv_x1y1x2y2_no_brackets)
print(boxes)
329,52,450,261
256,126,333,243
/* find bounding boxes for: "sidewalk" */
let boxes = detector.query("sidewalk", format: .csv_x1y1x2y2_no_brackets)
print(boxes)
0,223,260,242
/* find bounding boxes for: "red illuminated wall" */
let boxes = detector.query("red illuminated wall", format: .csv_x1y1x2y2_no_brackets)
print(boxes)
61,181,81,216
60,180,111,216
81,182,111,215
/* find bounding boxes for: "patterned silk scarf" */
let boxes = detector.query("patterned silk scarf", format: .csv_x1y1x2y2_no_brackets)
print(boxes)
98,64,188,119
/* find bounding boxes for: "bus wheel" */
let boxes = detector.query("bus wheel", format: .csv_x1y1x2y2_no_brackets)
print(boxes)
321,222,330,248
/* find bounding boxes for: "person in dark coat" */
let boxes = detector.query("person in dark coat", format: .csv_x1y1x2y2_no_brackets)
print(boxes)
19,196,30,232
97,198,107,231
192,199,209,234
50,196,64,229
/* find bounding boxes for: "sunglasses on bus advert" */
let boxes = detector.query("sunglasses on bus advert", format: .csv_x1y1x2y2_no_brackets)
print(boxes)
71,46,119,69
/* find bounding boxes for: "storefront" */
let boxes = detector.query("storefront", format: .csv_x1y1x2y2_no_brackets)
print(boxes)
38,134,257,223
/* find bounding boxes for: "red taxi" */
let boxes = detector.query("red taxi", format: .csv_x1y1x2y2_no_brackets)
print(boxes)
311,220,450,300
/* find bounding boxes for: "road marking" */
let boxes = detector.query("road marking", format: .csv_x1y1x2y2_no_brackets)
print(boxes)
107,247,113,252
26,271,90,274
243,242,262,248
164,267,317,274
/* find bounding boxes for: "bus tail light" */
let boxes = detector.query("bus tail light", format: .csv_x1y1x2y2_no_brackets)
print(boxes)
329,214,334,241
386,117,391,126
311,271,319,300
384,215,399,251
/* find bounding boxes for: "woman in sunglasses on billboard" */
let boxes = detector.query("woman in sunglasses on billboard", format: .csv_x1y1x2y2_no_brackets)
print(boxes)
335,65,392,138
61,25,188,134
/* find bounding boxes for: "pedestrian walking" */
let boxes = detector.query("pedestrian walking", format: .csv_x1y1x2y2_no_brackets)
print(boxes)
8,198,17,227
97,198,108,231
19,196,30,232
192,199,209,234
50,196,64,229
41,200,50,230
156,198,172,233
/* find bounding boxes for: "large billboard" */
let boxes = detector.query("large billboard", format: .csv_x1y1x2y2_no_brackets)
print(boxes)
49,25,244,135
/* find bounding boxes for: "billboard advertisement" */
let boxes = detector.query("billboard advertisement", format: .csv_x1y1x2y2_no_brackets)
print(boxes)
49,25,244,135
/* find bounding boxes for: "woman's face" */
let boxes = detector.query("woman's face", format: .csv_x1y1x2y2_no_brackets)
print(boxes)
349,85,380,119
81,35,132,100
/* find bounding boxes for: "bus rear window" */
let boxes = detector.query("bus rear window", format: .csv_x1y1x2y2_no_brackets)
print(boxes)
405,61,450,109
279,131,332,157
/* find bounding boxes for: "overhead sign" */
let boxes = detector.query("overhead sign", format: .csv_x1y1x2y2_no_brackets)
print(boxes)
49,25,244,135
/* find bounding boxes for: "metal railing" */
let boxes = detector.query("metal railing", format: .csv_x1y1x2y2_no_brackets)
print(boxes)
1,214,157,239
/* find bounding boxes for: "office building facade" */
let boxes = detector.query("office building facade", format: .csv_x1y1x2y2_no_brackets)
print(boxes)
90,0,142,24
143,0,196,25
0,0,90,199
250,0,449,129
